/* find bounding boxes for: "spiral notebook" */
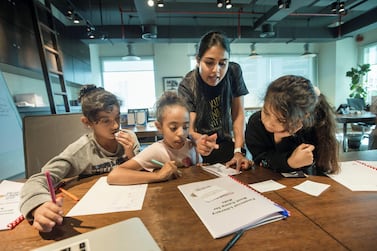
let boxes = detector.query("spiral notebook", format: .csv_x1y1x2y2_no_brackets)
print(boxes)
0,180,24,230
178,176,289,239
327,160,377,191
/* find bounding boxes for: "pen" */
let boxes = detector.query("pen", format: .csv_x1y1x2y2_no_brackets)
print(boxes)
222,229,245,251
45,171,56,203
151,159,182,175
59,187,80,202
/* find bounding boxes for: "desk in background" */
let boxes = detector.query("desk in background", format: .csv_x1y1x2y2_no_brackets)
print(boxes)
2,150,377,250
336,112,376,152
125,124,162,145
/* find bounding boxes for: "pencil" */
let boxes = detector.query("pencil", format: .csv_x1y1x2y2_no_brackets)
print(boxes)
59,187,80,202
151,159,164,167
222,229,245,251
45,171,56,203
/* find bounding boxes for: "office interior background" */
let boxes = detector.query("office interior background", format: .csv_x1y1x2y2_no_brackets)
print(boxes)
1,0,377,180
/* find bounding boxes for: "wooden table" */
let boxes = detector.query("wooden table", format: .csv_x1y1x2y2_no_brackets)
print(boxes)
2,151,377,251
336,112,376,152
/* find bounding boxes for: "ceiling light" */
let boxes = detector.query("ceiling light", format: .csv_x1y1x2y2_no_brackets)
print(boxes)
330,1,346,15
147,0,154,7
260,23,275,38
278,0,290,9
122,44,140,61
277,0,284,9
142,25,158,40
338,1,345,13
156,0,164,8
249,43,261,59
301,43,316,58
65,9,74,20
73,14,81,24
88,31,95,39
217,0,223,8
225,0,232,9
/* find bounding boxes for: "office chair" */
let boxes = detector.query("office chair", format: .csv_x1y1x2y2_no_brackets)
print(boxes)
346,98,374,148
23,113,88,178
347,98,365,111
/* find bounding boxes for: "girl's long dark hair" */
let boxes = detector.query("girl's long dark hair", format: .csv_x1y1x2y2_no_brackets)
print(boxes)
264,75,339,173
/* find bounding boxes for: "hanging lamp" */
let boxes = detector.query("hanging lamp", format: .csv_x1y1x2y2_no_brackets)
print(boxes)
249,43,261,59
301,43,316,58
122,44,141,61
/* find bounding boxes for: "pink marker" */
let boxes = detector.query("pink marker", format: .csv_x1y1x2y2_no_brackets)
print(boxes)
45,171,56,203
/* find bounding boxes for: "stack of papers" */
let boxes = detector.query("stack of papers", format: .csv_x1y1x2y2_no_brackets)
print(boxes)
201,163,240,177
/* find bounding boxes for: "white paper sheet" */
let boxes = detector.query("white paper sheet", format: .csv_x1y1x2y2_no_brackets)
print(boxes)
293,180,330,196
327,161,377,191
201,163,240,177
66,177,147,217
249,180,286,193
0,180,24,230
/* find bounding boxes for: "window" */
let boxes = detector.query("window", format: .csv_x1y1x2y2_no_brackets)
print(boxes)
364,43,377,97
102,58,156,113
191,54,317,108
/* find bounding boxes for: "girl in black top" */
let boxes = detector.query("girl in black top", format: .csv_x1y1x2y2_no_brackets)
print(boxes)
245,75,340,175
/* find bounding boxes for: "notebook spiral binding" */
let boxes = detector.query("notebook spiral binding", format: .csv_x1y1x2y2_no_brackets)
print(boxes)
7,215,25,230
355,160,377,171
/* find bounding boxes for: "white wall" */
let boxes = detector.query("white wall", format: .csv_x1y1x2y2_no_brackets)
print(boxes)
318,37,357,108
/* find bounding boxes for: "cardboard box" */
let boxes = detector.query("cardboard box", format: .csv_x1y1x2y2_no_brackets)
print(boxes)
14,93,45,107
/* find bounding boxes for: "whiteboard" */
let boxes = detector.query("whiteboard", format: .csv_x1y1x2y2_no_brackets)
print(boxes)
0,70,24,179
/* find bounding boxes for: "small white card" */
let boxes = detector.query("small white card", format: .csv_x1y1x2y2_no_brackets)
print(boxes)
249,180,286,193
293,180,330,196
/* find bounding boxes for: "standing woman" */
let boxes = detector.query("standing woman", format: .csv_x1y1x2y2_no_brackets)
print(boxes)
178,30,250,170
245,75,340,175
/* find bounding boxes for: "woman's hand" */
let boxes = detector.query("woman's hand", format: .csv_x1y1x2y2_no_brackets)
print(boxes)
288,143,315,169
32,196,64,232
196,133,219,156
116,130,136,159
225,153,252,171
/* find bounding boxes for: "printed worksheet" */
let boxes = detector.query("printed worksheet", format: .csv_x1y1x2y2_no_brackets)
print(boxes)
0,180,24,230
66,177,147,216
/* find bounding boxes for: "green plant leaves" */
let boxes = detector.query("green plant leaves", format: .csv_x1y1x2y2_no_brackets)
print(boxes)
346,63,370,99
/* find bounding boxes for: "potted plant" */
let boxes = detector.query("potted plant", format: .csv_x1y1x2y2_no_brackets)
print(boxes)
345,63,371,150
346,63,371,99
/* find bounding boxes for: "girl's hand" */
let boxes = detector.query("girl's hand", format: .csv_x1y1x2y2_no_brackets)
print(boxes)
156,161,181,181
115,130,136,159
288,143,315,169
196,134,219,156
32,196,64,232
